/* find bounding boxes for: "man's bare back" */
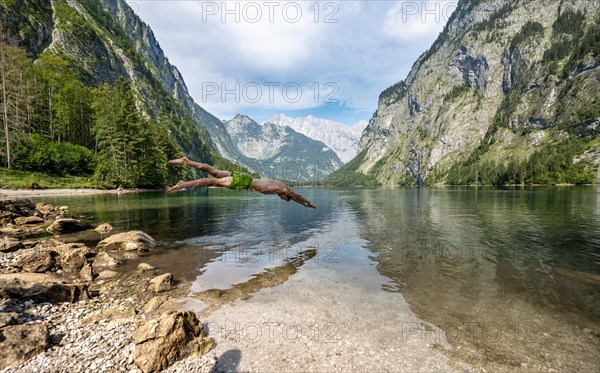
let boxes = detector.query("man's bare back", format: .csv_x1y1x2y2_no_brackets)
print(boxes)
167,157,317,209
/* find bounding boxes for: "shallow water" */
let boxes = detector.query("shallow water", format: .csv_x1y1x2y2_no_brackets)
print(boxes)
33,186,600,371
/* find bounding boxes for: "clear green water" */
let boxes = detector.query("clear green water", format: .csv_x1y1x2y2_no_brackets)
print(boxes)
33,186,600,371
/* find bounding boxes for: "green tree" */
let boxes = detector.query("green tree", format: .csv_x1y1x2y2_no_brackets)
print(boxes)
0,36,34,168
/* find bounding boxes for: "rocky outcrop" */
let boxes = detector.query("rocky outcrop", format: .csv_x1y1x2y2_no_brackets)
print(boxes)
132,311,215,373
448,45,490,90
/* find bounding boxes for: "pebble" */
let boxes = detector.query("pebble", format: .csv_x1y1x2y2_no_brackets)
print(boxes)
0,296,141,373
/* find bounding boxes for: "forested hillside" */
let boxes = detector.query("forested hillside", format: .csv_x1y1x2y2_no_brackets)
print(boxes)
0,0,240,188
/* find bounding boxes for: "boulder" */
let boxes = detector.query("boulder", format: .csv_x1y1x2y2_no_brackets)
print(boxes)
0,273,88,303
0,236,23,253
60,248,88,274
149,273,173,293
0,312,18,328
93,252,121,267
94,223,113,234
79,263,93,282
133,311,215,373
46,218,93,235
0,323,50,369
97,231,155,252
12,250,58,273
13,216,44,225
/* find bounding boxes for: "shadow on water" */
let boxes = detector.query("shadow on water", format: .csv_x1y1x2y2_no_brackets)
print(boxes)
352,186,600,372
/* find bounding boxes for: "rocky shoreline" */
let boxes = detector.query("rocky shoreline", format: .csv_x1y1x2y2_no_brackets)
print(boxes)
0,199,217,372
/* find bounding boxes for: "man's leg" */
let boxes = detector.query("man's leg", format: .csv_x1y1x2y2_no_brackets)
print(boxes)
167,176,232,192
169,157,231,178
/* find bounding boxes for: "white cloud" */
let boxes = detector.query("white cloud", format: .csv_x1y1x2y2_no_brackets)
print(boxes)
134,1,454,124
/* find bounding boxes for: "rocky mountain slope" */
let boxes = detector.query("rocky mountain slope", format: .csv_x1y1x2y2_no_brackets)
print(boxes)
0,0,236,168
266,114,368,163
331,0,600,186
223,115,343,182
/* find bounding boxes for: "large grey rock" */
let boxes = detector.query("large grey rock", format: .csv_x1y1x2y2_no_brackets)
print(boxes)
0,323,50,369
46,218,93,235
132,311,215,373
97,231,155,252
0,273,88,303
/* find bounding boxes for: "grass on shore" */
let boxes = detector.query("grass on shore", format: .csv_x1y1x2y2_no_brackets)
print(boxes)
0,168,112,189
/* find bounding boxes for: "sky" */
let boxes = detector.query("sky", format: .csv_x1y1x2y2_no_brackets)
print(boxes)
132,1,456,125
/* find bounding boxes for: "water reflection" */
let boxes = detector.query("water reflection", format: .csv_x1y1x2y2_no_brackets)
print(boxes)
354,186,600,372
32,186,600,371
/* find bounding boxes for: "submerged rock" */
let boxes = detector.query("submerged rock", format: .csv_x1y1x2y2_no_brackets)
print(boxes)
137,263,155,272
132,311,215,373
97,231,155,253
94,223,113,234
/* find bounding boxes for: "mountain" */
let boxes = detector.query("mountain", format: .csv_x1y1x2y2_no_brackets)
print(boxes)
0,0,237,170
330,0,600,186
223,115,343,182
266,114,368,163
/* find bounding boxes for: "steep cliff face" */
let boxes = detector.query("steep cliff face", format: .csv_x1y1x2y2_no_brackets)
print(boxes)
223,115,343,182
346,0,600,186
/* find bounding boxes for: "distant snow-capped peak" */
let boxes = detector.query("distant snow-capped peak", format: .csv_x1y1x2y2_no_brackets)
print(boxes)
265,114,367,163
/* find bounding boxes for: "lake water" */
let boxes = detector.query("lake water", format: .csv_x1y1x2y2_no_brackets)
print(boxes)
32,186,600,371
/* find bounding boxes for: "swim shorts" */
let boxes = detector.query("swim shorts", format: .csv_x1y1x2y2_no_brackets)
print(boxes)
229,171,254,190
